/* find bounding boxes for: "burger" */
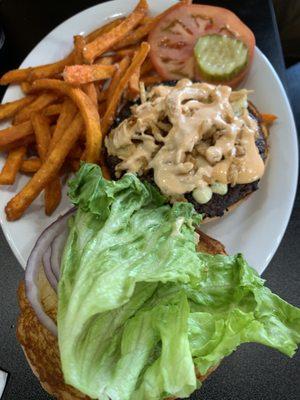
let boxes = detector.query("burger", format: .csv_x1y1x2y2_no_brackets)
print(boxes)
105,79,269,220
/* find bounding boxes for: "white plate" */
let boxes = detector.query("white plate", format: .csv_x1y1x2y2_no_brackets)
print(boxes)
0,0,298,274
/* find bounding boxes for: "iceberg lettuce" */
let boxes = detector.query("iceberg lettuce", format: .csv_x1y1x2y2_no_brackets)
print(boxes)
58,163,300,400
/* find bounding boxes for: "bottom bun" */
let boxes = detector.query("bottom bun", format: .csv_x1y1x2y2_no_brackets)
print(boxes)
17,231,226,400
17,281,88,400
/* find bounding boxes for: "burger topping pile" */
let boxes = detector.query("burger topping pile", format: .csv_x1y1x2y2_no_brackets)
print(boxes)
105,79,265,202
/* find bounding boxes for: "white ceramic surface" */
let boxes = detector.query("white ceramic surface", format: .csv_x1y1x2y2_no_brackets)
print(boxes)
0,0,298,274
0,369,8,398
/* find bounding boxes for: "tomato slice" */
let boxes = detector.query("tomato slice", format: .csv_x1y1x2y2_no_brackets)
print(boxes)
148,4,255,87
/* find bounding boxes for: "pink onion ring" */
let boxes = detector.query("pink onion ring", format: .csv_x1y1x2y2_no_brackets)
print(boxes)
25,208,75,336
43,247,58,291
50,229,69,281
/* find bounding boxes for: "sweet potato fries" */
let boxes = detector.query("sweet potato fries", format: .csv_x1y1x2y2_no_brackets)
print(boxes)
0,0,190,220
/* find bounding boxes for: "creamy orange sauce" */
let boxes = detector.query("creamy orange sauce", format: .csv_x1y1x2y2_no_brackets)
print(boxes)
105,79,265,199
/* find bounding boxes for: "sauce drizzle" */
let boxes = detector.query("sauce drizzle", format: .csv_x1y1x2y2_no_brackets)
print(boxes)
105,79,265,198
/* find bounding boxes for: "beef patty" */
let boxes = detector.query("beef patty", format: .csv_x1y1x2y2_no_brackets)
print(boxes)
105,82,269,219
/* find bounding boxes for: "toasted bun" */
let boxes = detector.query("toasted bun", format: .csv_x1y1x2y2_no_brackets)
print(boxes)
17,231,226,399
17,273,88,399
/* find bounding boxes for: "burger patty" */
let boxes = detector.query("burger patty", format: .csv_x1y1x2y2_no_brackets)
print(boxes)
105,83,268,219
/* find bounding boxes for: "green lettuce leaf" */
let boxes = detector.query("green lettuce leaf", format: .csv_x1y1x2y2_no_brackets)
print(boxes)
186,253,300,375
58,163,300,400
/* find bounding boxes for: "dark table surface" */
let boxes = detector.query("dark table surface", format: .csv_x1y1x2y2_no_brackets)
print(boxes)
0,1,299,399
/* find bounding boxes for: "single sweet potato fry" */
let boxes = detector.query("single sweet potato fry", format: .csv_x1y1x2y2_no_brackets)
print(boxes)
102,42,150,135
28,54,74,82
115,46,139,57
139,16,153,25
31,113,52,159
43,104,63,117
0,54,74,85
0,121,33,147
83,83,98,106
20,82,33,95
31,79,102,163
5,114,83,220
63,64,115,85
20,158,42,173
0,146,26,185
70,87,102,163
50,99,77,152
73,35,86,64
0,96,36,121
31,112,62,215
85,17,125,43
14,92,59,124
261,113,277,126
113,18,155,50
95,56,116,66
128,67,141,99
0,135,35,152
141,73,164,86
83,0,148,63
0,134,35,152
44,177,62,216
0,68,33,85
106,56,130,104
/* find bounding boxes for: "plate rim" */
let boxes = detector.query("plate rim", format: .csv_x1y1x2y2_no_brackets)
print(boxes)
241,47,298,271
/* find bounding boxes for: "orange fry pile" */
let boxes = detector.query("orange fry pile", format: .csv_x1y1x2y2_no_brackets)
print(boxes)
0,0,180,221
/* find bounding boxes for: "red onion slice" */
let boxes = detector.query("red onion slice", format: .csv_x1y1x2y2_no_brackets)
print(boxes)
43,247,58,291
50,229,69,281
25,208,75,336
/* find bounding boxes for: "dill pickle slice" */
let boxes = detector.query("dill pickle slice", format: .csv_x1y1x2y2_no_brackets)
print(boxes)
194,34,248,82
